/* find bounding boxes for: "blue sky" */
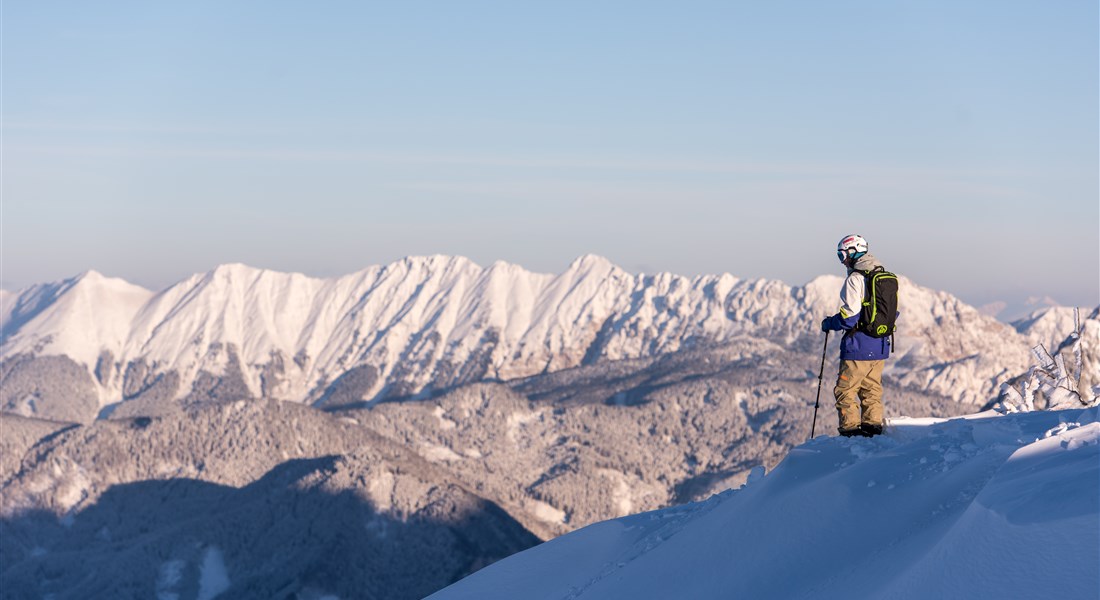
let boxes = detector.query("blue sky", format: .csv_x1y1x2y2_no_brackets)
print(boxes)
3,1,1097,316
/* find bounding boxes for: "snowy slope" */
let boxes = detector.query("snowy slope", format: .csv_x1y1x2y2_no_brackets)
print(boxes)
430,406,1100,600
0,289,13,324
0,256,1060,418
1015,306,1100,354
1,271,153,364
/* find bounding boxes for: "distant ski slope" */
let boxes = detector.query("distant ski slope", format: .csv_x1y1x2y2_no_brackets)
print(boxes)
430,406,1100,600
1,255,1086,422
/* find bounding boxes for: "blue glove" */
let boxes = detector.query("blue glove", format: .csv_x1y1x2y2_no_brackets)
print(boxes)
821,317,830,332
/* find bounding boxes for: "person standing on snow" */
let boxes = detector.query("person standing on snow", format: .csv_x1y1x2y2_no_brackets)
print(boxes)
821,234,895,437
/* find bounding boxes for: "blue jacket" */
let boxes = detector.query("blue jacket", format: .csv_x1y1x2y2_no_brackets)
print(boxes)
821,253,892,361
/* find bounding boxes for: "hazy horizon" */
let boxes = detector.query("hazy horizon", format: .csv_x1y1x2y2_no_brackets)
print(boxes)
3,2,1097,316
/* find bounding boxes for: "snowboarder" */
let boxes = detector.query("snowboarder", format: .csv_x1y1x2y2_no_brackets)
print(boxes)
821,234,896,437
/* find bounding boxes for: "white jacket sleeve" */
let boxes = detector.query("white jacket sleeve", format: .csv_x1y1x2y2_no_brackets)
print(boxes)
839,272,865,319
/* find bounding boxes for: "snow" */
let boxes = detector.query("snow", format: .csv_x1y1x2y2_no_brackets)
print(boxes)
0,289,14,325
429,406,1100,600
433,405,458,430
420,442,464,463
197,546,231,600
525,498,568,526
157,559,186,600
1,256,1082,409
0,271,153,371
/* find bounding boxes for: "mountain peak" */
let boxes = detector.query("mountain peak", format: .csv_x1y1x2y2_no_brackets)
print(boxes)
567,254,615,271
396,254,481,272
209,262,263,278
76,269,106,282
1,256,1051,415
69,270,152,296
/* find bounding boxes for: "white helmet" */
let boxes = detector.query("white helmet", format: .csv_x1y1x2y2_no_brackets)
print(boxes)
837,234,868,264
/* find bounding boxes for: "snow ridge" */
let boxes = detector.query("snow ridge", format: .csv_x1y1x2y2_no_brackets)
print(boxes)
0,256,1079,415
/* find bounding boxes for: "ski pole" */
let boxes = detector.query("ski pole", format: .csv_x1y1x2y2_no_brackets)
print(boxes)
810,330,830,441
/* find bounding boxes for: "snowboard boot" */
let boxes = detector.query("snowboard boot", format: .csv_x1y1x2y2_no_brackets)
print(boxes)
860,423,884,437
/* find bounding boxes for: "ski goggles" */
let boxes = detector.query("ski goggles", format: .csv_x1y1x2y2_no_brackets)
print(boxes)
837,248,862,263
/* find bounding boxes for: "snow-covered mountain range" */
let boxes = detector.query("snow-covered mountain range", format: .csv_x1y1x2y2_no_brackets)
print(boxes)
1,255,1096,598
1,255,1094,423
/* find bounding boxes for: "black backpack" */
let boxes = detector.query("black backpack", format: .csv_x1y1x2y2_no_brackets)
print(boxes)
857,267,898,338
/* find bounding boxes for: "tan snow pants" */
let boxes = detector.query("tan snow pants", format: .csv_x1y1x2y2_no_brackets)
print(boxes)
833,359,884,431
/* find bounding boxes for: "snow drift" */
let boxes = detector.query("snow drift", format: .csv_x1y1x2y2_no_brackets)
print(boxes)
430,406,1100,600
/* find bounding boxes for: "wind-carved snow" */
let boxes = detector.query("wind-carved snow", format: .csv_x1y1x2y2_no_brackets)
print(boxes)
4,255,1085,422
